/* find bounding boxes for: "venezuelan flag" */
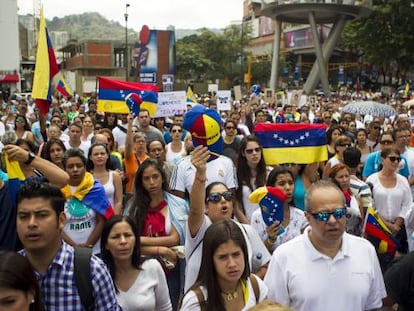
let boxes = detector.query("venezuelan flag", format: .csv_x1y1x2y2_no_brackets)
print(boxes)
56,75,73,98
4,153,25,198
186,86,198,104
403,82,410,98
363,207,400,256
82,180,114,220
31,9,59,115
254,123,328,165
97,76,159,116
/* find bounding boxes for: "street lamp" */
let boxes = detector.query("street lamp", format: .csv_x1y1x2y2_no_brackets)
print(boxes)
124,3,130,81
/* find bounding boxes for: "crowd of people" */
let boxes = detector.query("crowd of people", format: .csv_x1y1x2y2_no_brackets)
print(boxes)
1,90,414,310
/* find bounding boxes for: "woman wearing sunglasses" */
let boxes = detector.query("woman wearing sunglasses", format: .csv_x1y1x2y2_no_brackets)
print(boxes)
366,147,412,259
322,135,353,179
235,135,269,223
251,166,308,253
165,123,187,166
185,146,271,293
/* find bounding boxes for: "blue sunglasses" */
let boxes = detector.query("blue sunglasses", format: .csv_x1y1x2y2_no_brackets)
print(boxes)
310,207,347,223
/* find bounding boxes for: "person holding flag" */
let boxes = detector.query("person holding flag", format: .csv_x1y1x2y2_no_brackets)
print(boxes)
61,149,114,254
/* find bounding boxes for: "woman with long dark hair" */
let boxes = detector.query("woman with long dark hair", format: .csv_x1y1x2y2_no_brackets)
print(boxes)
127,158,188,310
180,220,268,310
235,135,268,222
0,251,44,311
100,215,171,311
366,147,412,260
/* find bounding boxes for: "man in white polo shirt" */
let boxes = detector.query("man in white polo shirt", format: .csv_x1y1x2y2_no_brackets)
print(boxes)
264,180,386,311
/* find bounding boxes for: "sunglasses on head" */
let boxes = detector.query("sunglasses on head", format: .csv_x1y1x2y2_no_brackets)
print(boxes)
388,156,401,163
310,207,347,223
245,147,261,155
206,191,233,203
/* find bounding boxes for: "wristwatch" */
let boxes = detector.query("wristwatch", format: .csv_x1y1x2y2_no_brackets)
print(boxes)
24,152,36,165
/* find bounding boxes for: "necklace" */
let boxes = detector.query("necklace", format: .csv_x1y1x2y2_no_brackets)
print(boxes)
221,290,238,301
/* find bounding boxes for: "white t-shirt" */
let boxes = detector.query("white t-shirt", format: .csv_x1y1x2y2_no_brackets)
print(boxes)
180,274,268,311
165,142,186,166
117,259,172,311
184,216,271,292
64,196,99,253
169,155,237,195
264,227,386,311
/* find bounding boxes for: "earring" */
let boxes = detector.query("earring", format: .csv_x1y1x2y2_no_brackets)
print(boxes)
31,299,35,303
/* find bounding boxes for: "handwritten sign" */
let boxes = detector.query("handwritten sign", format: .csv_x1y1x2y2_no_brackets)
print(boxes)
216,90,231,111
155,91,187,117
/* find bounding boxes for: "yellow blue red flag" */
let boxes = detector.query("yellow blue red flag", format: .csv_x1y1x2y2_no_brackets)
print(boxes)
186,86,198,104
254,123,328,165
363,206,400,256
403,82,410,98
56,75,73,98
97,76,159,116
31,9,59,115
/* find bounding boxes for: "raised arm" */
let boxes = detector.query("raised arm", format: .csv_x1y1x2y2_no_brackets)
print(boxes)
4,144,69,187
188,146,210,237
125,113,135,159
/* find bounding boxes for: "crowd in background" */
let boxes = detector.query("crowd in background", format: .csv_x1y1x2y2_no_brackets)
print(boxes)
0,88,414,310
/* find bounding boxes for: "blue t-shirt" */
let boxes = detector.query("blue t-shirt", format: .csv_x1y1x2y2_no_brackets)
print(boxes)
362,151,409,178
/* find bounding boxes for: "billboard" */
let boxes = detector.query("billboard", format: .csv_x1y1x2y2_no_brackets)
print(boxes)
284,25,331,49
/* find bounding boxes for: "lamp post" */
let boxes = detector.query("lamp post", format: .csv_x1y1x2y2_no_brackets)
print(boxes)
124,3,130,81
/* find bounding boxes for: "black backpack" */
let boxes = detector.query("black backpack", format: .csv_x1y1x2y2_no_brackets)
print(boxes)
74,247,94,311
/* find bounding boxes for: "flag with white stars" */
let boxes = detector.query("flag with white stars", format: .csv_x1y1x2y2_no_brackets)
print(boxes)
249,186,287,227
254,123,328,165
97,76,158,115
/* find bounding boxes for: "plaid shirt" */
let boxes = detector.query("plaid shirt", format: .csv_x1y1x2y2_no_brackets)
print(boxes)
21,242,121,310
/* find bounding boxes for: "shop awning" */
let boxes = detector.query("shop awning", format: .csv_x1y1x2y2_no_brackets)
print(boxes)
0,73,19,83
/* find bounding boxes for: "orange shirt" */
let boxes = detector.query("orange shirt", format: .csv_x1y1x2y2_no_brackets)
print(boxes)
124,152,149,194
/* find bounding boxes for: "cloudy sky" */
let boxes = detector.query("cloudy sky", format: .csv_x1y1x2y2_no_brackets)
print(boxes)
17,0,245,30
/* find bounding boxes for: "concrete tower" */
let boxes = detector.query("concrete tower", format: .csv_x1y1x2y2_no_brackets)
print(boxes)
261,0,372,95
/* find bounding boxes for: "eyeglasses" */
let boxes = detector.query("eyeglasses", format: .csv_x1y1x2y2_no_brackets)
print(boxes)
16,119,25,123
387,156,401,163
310,207,347,223
380,140,393,145
206,191,233,203
338,143,351,147
245,147,261,155
172,129,182,133
373,126,380,130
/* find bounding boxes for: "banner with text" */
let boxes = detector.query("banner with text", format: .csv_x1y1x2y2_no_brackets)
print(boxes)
155,91,187,117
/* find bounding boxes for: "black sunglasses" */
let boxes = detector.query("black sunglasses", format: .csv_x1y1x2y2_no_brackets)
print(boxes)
388,156,401,163
310,207,347,223
380,140,393,145
172,129,182,133
245,147,261,155
338,143,351,147
206,191,233,203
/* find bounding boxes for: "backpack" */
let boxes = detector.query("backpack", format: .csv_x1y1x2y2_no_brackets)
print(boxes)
74,247,94,311
193,274,260,311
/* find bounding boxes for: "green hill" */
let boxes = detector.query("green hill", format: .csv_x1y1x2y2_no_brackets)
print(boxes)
47,12,138,41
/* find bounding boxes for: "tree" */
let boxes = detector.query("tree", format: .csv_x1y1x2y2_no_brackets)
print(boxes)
341,0,414,85
175,24,251,86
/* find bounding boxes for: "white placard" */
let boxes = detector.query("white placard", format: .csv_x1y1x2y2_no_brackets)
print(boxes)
155,91,187,117
216,90,231,111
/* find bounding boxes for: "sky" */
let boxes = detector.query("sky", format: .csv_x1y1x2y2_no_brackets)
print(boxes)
17,0,245,30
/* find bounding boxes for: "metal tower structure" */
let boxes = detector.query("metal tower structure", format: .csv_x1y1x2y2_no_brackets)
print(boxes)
260,0,372,96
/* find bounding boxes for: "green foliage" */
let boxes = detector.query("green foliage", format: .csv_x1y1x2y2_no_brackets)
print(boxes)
47,12,138,41
341,0,414,82
176,24,251,85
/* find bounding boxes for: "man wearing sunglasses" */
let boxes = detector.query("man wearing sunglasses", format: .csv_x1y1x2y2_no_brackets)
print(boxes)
264,180,386,311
